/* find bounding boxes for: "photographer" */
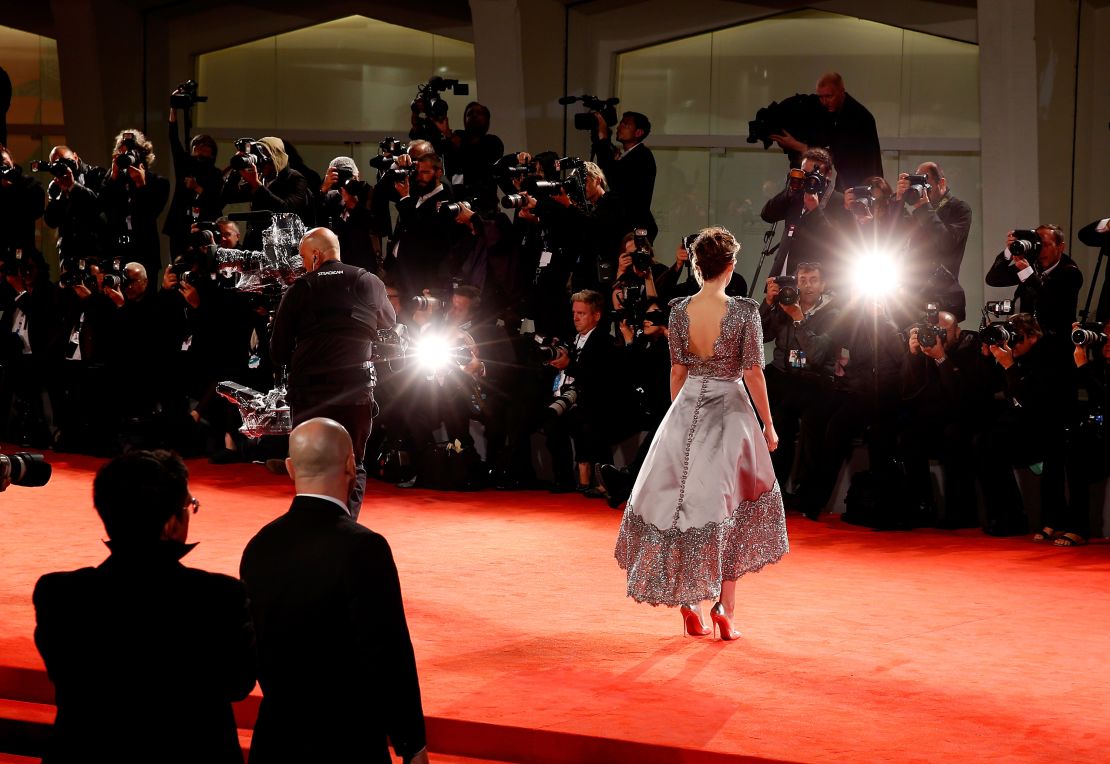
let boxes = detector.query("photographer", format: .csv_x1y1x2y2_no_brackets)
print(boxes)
542,289,630,495
270,228,395,519
165,106,223,257
758,262,840,501
391,153,455,298
977,313,1077,537
760,148,847,290
592,111,657,241
899,310,995,528
430,101,504,213
222,137,311,250
42,145,108,260
319,156,380,274
0,144,46,256
1,250,62,448
895,162,972,321
443,200,516,306
771,72,882,191
985,225,1083,359
97,129,171,290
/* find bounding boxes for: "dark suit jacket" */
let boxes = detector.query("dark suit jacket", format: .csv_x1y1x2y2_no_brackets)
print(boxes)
33,541,256,764
761,189,847,286
593,140,657,240
393,183,456,295
239,496,426,764
985,251,1083,340
819,93,883,190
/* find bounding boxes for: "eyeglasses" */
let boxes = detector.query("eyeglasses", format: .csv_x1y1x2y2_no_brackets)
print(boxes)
186,497,200,515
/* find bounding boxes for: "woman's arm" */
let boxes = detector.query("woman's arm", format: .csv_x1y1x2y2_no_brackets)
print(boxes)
670,363,688,401
743,364,778,451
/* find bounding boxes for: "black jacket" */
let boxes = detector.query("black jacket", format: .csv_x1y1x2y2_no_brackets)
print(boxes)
0,166,46,254
902,192,973,320
392,183,455,295
239,495,426,764
270,260,395,400
33,541,256,764
43,162,108,259
1077,219,1110,323
759,293,841,376
223,168,312,250
761,189,848,286
985,251,1083,342
817,93,883,191
592,140,657,240
163,120,225,247
97,167,171,276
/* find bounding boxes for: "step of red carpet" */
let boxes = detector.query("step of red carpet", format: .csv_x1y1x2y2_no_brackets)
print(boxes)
0,699,52,761
0,754,40,763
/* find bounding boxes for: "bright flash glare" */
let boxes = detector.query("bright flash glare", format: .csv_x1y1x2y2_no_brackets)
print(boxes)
852,250,900,297
415,335,453,372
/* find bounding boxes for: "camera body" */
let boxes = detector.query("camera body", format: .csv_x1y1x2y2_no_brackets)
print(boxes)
114,150,143,171
0,164,21,182
802,169,827,196
369,137,409,172
229,138,270,172
1009,229,1042,260
917,302,947,349
746,93,823,150
981,322,1022,347
774,275,799,306
902,174,930,206
849,184,874,213
170,79,207,109
524,333,571,365
561,94,620,131
30,157,77,178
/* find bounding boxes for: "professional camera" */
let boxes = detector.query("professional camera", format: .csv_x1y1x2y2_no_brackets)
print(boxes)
548,385,579,417
410,76,468,140
500,178,569,210
524,333,571,364
746,93,823,151
1008,229,1042,260
229,138,270,171
215,212,305,293
0,164,21,182
0,451,52,487
411,293,444,312
848,184,875,213
113,132,144,171
980,299,1019,346
368,136,409,173
559,94,620,131
30,157,77,178
902,174,930,206
803,169,827,196
916,303,947,349
436,200,473,222
168,257,202,288
59,256,101,290
98,257,126,290
774,275,799,306
170,79,207,110
216,380,291,438
1072,324,1108,346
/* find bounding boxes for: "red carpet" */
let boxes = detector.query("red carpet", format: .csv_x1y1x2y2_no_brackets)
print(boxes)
2,450,1109,762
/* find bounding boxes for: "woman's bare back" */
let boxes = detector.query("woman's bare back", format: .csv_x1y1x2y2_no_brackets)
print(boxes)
684,294,731,360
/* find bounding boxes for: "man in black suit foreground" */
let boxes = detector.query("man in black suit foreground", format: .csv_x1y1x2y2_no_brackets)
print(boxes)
33,450,256,763
240,418,427,764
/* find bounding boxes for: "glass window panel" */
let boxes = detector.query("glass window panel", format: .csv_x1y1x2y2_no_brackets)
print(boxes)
899,32,980,138
617,34,712,135
0,24,64,126
196,15,475,134
650,148,710,264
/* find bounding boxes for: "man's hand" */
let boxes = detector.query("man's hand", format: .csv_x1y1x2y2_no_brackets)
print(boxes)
921,334,946,361
516,152,532,166
549,346,571,370
895,173,909,201
908,327,921,355
550,187,572,208
162,269,178,291
802,192,819,213
321,166,339,193
594,112,610,141
393,176,410,199
1012,254,1031,272
340,185,358,210
433,115,451,138
764,277,780,305
1072,322,1089,368
395,153,413,168
104,286,125,308
73,283,93,300
616,253,634,279
241,163,262,191
454,201,475,225
183,176,203,195
180,279,200,309
56,166,76,194
988,340,1015,369
618,319,634,345
781,303,804,322
127,164,147,187
674,244,689,272
769,129,805,154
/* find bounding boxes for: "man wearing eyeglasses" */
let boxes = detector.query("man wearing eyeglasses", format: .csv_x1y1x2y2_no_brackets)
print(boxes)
33,450,257,763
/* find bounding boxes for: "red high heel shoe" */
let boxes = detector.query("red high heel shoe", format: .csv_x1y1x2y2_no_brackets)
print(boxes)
710,602,741,641
680,604,710,636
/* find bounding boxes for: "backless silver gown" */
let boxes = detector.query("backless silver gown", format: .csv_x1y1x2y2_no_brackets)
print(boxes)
615,296,788,606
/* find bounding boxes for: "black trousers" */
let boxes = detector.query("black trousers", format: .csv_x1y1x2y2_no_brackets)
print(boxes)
764,366,830,491
290,391,373,521
897,411,979,526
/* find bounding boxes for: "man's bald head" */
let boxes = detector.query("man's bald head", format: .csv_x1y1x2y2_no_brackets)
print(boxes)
299,227,341,273
288,418,353,481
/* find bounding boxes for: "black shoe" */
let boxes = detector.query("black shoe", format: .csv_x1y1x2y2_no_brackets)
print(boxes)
598,464,633,503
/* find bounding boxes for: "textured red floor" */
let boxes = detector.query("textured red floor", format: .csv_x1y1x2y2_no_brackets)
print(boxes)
2,450,1110,762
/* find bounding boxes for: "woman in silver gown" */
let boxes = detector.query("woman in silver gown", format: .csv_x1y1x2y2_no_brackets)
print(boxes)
614,226,788,640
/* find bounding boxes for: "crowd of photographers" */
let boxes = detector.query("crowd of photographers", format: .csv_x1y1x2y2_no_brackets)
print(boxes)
1,75,1108,544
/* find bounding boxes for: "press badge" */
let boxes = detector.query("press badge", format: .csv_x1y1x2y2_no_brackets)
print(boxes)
538,251,553,268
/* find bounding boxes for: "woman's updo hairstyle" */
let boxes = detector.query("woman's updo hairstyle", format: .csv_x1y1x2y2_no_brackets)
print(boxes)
691,226,739,285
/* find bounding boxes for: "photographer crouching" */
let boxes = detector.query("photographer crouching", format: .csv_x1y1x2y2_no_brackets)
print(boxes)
899,306,995,528
542,290,630,495
977,313,1078,537
758,262,840,508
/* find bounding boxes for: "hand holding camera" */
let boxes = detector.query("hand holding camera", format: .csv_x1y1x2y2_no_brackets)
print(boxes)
549,346,571,370
769,129,805,154
988,339,1015,369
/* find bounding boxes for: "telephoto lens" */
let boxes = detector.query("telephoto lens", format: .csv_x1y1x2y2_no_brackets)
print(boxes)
0,452,52,487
